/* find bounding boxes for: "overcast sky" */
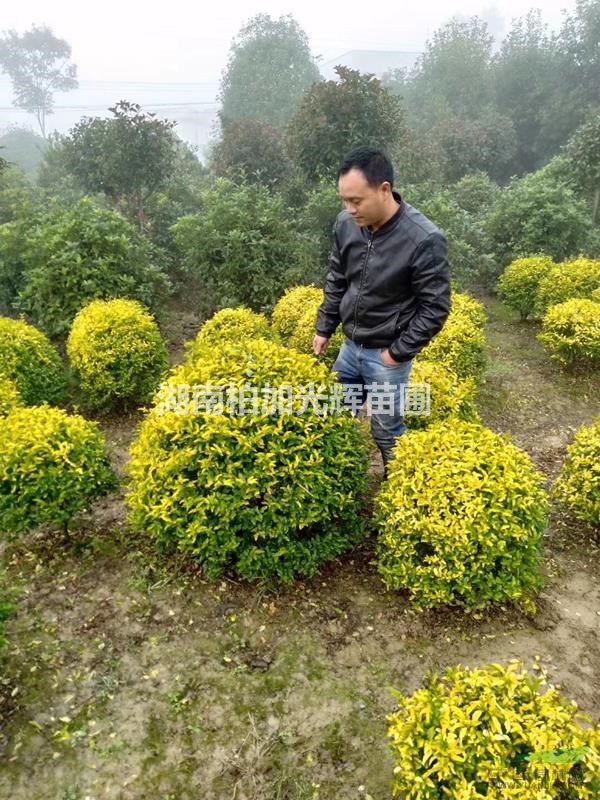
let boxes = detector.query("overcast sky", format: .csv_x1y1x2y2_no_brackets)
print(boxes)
1,0,579,83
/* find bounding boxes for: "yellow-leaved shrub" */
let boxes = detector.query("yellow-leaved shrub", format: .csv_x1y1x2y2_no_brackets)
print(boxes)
127,339,370,581
388,661,600,800
497,255,555,320
376,420,548,609
0,375,21,417
554,417,600,526
406,360,479,430
536,257,600,313
186,307,277,361
0,405,116,534
417,309,487,382
67,298,168,411
271,285,323,341
0,317,67,406
538,298,600,367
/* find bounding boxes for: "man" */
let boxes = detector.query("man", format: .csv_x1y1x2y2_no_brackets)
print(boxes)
313,146,451,474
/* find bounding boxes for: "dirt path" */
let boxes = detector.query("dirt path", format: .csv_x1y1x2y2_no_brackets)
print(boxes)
0,295,598,800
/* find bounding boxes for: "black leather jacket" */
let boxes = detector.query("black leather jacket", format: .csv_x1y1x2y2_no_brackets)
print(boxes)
316,192,451,362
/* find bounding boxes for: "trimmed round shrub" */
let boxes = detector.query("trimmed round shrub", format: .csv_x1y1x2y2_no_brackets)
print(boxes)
554,417,600,526
271,285,324,341
0,375,21,416
406,361,479,430
538,298,600,367
0,317,67,405
376,420,548,609
127,339,370,581
417,310,487,381
67,299,168,411
186,307,277,361
592,287,600,303
289,305,345,367
536,257,600,314
450,291,488,328
15,197,170,337
0,406,117,533
497,255,555,320
388,661,600,800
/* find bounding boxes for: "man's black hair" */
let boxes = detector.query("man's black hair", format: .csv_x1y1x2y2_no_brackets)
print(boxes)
338,146,394,188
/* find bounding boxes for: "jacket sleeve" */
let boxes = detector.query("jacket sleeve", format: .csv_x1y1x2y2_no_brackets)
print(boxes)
388,232,451,362
316,222,347,337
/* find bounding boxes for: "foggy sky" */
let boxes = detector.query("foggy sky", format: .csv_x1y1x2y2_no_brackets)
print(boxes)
1,0,579,83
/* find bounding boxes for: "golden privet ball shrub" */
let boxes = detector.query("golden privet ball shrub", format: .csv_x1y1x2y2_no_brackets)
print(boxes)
538,298,600,367
0,406,116,534
536,257,600,313
497,255,555,320
376,420,548,609
592,287,600,302
387,661,600,800
67,299,168,411
406,360,479,430
0,317,67,406
271,285,324,341
417,294,487,381
272,284,343,366
127,339,370,582
186,307,277,361
554,417,600,527
0,375,21,417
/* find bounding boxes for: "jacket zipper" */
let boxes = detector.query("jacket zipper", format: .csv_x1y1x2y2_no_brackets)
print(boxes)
351,232,374,341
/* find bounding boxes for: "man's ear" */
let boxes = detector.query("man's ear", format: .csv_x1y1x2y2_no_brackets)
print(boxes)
380,181,392,197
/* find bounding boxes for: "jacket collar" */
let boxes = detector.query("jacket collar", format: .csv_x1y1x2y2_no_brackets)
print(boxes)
367,190,405,236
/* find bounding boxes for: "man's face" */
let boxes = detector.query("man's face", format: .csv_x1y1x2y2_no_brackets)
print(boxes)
338,168,390,228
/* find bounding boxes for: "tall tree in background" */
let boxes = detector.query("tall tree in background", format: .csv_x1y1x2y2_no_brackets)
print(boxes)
0,24,78,137
565,112,600,223
219,14,320,130
210,118,291,189
287,67,407,184
58,101,179,226
492,10,557,175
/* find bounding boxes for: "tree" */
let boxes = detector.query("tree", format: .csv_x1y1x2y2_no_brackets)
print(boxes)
210,118,291,188
59,100,179,226
0,125,48,175
565,112,600,222
0,25,77,137
492,10,558,174
287,66,407,184
219,14,320,130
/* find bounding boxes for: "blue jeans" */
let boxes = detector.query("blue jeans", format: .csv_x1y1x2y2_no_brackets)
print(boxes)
332,338,414,469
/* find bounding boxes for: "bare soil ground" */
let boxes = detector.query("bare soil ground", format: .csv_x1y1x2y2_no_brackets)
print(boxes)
0,295,599,800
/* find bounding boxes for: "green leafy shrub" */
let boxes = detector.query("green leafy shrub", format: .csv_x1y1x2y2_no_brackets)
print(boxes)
484,166,595,268
417,301,487,381
172,179,311,313
407,361,478,430
593,287,600,302
0,375,21,417
554,417,600,526
536,257,600,314
67,298,168,411
388,661,600,800
0,406,117,534
127,339,369,581
186,307,277,361
15,197,170,337
0,317,67,405
497,255,555,320
538,298,600,367
376,420,548,609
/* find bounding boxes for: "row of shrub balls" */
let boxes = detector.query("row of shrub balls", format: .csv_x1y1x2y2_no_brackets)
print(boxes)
0,287,598,602
498,255,600,367
2,292,600,797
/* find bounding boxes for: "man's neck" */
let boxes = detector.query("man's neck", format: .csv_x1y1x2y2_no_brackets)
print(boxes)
369,198,401,232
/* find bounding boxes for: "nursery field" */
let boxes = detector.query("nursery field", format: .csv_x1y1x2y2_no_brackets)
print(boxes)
0,294,599,800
